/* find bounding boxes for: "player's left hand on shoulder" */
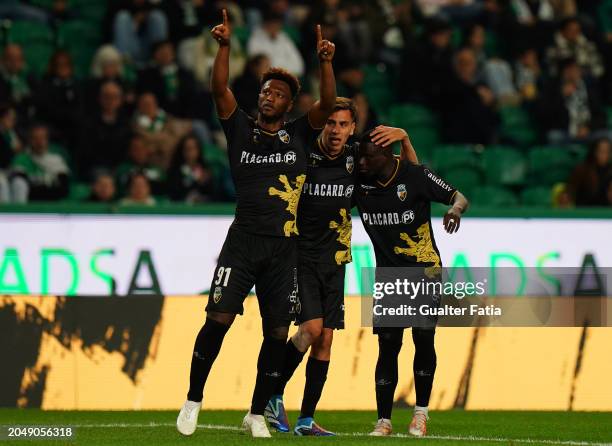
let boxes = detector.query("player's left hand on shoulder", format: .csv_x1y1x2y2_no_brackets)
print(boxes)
370,126,407,147
443,208,461,234
316,24,335,62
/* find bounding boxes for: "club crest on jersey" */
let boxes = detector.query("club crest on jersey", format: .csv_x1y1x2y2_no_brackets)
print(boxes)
402,210,415,224
278,129,290,144
346,155,354,173
345,184,354,197
284,150,296,165
213,286,222,303
252,128,260,144
397,184,407,201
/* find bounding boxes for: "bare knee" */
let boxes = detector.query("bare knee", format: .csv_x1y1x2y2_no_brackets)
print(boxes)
311,328,333,361
293,319,323,351
206,311,236,327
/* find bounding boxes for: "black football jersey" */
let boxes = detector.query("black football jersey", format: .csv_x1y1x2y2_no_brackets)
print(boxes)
220,107,321,237
297,140,357,265
356,158,457,267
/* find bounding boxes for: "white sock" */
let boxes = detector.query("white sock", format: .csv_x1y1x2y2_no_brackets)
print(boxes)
414,406,429,418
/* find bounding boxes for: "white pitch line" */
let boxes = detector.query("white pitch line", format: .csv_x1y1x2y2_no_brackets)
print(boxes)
70,422,612,446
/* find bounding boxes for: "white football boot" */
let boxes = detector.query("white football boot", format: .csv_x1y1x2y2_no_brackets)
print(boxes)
242,412,272,438
176,400,201,436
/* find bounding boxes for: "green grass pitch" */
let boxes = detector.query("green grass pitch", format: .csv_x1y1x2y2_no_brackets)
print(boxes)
1,409,611,445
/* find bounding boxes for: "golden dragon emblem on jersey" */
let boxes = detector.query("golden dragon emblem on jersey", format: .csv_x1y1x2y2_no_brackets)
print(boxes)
329,208,352,265
268,174,306,236
393,222,441,278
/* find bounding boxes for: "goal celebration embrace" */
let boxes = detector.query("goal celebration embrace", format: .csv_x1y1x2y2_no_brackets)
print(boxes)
177,8,468,439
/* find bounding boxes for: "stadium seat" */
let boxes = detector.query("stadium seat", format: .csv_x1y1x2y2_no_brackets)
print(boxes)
439,166,482,199
389,103,437,129
431,145,480,174
23,43,54,77
408,127,441,154
499,106,538,146
607,107,612,129
482,146,526,186
7,20,53,46
520,186,552,206
67,182,91,202
528,146,575,185
471,185,519,206
363,64,395,117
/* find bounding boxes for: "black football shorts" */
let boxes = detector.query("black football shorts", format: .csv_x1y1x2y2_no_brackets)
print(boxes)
295,258,345,329
205,228,299,324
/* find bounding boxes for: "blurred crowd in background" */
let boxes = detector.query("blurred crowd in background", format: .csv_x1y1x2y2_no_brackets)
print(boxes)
0,0,611,208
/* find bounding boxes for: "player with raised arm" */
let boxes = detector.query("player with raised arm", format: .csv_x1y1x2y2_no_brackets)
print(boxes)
355,131,468,437
264,97,419,436
176,9,336,438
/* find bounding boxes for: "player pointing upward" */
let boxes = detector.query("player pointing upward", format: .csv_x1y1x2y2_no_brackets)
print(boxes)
177,9,336,438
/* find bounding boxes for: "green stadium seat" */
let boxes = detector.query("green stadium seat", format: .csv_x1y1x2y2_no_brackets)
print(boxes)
67,182,91,202
57,21,102,47
520,186,552,206
389,103,437,129
283,26,301,46
471,185,519,206
407,127,441,154
528,146,575,185
482,146,526,186
499,106,538,146
363,64,395,117
23,42,54,77
8,21,53,45
440,166,482,198
431,145,480,174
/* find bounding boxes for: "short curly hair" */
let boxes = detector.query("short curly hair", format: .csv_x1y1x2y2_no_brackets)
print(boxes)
260,67,301,99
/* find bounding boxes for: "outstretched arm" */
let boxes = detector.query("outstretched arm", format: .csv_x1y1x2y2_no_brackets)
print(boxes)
443,191,469,234
211,9,237,119
369,125,419,163
307,25,337,128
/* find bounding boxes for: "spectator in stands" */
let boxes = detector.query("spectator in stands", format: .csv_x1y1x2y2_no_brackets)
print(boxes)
138,40,213,144
163,0,218,45
175,7,246,89
0,44,37,124
399,17,454,107
567,138,611,206
538,58,607,143
10,124,69,202
132,92,192,170
120,171,156,205
36,50,83,151
353,92,379,136
441,47,499,144
0,105,22,202
116,134,165,195
88,171,117,203
112,0,169,65
138,40,199,118
597,0,612,103
546,17,604,80
514,46,543,104
86,45,135,113
167,134,214,203
247,9,305,76
232,54,271,118
79,81,132,179
416,0,484,24
462,22,520,105
606,178,612,206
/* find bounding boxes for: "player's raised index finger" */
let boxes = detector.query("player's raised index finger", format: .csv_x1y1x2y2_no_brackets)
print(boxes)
316,24,322,43
222,9,228,25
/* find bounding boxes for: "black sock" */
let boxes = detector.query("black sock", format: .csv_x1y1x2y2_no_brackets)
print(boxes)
187,318,230,402
375,330,403,420
274,339,306,395
250,336,286,415
412,329,437,407
300,357,329,419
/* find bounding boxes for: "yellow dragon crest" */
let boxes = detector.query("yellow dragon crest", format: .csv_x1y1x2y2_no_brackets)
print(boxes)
268,174,306,236
329,208,352,265
393,223,441,277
